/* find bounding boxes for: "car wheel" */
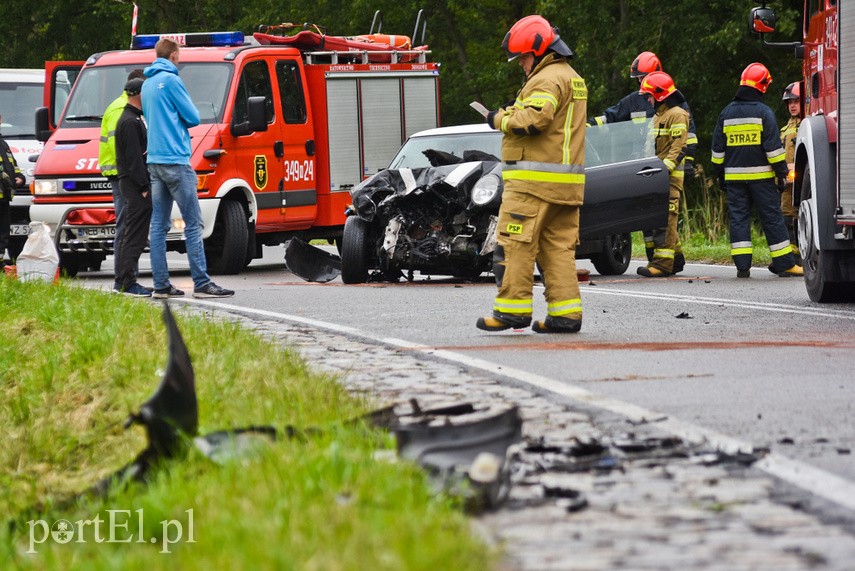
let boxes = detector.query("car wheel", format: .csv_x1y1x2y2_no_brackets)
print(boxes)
205,200,249,275
59,254,81,278
341,216,371,284
591,233,632,275
800,166,854,302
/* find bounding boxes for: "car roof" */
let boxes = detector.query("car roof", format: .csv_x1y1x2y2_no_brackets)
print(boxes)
408,123,497,138
0,68,45,83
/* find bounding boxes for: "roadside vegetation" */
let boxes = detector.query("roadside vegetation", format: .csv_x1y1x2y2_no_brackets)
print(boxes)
628,165,775,268
0,277,492,570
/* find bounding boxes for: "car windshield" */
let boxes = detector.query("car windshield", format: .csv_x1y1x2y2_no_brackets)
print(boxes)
0,82,43,138
389,131,501,169
388,119,655,170
61,63,233,128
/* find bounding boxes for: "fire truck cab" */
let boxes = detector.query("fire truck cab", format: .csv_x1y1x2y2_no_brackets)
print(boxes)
750,2,855,302
32,30,440,276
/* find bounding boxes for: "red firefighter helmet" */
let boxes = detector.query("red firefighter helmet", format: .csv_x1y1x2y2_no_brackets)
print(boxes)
630,51,662,78
740,62,773,93
502,15,573,61
782,82,800,101
638,71,676,102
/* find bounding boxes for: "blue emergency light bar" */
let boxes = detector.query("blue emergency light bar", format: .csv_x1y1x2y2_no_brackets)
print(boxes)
132,31,245,50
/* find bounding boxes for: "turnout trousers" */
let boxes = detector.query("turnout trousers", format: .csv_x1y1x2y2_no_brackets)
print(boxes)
726,179,796,272
492,190,582,324
646,171,684,273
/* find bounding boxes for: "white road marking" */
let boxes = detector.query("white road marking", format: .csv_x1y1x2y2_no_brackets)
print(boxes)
579,287,855,320
185,298,855,512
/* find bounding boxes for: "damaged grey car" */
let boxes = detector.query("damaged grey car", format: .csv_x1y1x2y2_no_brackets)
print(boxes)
340,120,670,284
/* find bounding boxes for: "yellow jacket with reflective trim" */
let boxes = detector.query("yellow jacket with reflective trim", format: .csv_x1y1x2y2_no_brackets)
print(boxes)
490,54,587,205
651,103,689,175
98,93,128,178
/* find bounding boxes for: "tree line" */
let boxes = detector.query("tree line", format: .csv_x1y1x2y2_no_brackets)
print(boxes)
0,0,805,238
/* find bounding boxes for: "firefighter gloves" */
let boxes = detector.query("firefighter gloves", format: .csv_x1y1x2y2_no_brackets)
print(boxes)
486,110,498,128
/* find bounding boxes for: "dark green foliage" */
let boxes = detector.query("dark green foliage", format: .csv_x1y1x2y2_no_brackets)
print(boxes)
0,0,806,239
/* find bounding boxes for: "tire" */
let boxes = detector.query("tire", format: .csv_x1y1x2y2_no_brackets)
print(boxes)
591,233,632,275
340,216,370,284
59,254,81,278
800,167,854,302
205,200,249,275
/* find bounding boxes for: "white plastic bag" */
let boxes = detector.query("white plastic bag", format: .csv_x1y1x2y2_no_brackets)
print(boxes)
16,222,60,282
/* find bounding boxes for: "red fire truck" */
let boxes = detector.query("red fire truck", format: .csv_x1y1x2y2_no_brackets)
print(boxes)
750,2,855,302
32,27,440,276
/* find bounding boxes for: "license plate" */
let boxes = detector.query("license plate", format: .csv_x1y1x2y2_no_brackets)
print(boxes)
76,227,117,238
10,224,30,236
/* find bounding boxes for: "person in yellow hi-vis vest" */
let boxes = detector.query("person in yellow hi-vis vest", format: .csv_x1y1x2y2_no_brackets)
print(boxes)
636,71,689,277
476,15,586,334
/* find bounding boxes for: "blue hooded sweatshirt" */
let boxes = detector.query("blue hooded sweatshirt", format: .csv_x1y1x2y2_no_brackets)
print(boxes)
141,58,200,165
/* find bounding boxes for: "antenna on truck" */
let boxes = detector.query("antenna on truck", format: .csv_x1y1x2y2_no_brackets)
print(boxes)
412,9,427,46
370,10,382,34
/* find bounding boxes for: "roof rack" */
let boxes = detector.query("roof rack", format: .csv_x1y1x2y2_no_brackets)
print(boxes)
303,49,431,65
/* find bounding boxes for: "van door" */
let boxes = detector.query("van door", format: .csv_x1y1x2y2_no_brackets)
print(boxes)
231,58,281,231
273,58,316,227
43,61,84,131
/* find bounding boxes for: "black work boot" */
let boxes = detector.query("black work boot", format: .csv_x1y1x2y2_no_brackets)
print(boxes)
476,313,531,331
532,315,582,334
637,265,670,278
673,252,685,274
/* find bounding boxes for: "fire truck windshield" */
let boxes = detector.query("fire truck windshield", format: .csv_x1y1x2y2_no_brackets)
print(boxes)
0,82,43,138
61,62,233,128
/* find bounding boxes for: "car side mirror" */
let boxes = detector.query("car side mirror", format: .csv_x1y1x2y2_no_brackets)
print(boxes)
749,6,778,35
231,96,268,137
35,107,52,142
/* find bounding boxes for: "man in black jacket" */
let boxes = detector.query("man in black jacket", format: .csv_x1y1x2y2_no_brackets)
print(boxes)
0,118,26,267
114,78,153,296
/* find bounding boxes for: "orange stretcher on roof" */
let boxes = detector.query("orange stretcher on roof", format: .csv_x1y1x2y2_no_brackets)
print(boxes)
254,23,427,63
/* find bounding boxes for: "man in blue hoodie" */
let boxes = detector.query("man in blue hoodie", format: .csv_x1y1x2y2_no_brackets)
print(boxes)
142,38,234,298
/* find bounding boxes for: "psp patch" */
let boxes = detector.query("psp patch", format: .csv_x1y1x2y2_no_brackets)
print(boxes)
506,223,524,235
254,155,268,190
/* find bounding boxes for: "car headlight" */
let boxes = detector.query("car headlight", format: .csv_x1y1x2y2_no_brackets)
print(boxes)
471,174,501,206
33,179,58,195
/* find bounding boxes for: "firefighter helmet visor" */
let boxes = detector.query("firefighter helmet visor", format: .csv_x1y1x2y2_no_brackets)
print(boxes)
782,82,800,101
502,15,572,61
638,71,676,102
630,51,662,78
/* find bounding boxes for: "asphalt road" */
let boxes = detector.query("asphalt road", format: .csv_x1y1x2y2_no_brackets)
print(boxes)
76,246,855,507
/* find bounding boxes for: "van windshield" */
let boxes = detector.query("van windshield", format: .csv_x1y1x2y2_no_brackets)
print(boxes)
0,82,43,138
61,63,233,128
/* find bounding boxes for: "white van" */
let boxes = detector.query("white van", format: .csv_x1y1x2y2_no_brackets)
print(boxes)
0,68,45,260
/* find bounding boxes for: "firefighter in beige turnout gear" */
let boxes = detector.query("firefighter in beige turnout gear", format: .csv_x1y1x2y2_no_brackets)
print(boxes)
637,72,689,277
778,81,801,266
476,15,586,334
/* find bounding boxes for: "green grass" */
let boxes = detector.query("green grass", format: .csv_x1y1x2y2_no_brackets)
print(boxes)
0,278,492,570
630,228,773,266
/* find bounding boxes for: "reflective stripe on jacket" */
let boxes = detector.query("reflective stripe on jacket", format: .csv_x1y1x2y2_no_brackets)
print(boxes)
711,95,788,182
589,90,652,126
491,53,587,205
